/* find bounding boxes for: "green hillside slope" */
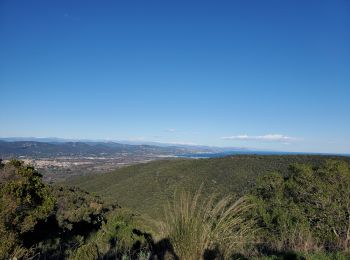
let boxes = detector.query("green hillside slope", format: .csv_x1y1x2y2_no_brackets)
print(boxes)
66,155,350,219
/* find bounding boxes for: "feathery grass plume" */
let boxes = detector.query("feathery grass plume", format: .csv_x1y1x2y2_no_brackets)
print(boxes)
160,184,255,259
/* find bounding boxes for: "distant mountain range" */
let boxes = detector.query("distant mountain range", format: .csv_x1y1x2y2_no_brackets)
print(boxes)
0,140,201,158
1,137,347,159
0,137,246,151
0,137,252,159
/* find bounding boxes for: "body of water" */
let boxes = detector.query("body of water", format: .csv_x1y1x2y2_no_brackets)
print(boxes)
178,151,350,158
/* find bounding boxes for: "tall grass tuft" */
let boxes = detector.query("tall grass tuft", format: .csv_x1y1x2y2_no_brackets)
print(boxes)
160,185,254,259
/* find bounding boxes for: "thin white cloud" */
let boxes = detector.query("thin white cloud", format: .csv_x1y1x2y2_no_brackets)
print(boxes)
153,140,198,146
126,137,146,141
221,134,298,142
165,128,176,133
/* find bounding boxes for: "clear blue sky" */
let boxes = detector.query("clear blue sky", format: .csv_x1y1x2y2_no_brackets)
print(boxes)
0,0,349,153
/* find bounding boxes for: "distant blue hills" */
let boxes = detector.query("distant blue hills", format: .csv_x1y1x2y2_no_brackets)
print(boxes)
0,137,348,158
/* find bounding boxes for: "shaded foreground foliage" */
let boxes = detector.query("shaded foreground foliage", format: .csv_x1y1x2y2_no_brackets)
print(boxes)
0,160,156,259
1,157,350,259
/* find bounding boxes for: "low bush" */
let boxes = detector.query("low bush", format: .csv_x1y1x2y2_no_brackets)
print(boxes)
250,160,350,254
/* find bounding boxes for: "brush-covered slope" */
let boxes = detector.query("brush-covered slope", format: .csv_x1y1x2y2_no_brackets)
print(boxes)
66,155,350,219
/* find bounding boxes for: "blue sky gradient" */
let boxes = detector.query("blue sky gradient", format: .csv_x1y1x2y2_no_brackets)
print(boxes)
0,0,349,153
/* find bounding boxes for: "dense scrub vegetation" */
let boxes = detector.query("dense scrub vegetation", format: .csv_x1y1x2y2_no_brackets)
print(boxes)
0,160,155,259
1,156,350,259
249,160,350,256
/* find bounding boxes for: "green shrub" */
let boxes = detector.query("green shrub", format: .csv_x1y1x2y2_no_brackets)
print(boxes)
0,160,55,258
251,160,350,254
71,209,152,259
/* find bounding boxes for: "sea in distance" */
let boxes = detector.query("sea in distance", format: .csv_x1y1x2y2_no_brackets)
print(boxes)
178,150,350,159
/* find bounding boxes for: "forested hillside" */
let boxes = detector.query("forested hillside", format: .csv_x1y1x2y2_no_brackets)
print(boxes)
66,155,350,219
2,156,350,259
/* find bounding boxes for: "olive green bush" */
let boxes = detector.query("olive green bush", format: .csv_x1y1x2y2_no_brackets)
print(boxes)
0,160,55,258
0,160,153,259
251,160,350,254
